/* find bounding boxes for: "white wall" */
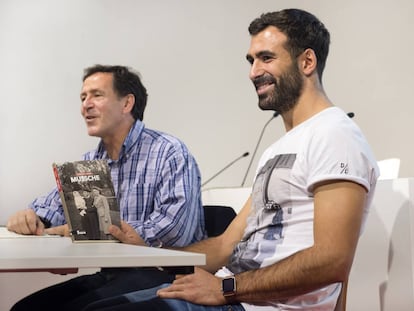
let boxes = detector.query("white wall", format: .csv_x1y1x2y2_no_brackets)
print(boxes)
1,0,413,225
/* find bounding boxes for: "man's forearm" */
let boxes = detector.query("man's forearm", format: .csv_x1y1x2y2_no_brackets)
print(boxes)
232,246,348,303
181,235,234,273
180,203,251,274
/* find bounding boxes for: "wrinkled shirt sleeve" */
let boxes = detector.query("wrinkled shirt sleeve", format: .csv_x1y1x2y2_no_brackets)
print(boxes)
29,187,66,226
129,149,205,247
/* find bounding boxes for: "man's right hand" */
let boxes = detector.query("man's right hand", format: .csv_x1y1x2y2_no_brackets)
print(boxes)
6,209,45,236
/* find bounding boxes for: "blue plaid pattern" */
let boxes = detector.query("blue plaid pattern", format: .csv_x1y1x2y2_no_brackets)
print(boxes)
30,120,206,247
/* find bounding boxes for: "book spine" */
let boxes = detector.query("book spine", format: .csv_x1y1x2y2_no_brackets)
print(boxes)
52,163,75,241
52,165,62,192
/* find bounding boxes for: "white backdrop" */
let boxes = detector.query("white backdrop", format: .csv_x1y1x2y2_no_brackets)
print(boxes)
1,0,413,225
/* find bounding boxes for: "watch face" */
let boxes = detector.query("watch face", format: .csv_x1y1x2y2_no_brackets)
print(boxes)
222,277,236,296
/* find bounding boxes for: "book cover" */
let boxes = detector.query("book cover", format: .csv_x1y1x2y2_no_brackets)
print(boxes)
52,160,121,242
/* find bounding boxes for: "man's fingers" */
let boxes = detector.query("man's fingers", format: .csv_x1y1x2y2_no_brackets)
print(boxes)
23,212,35,233
109,222,146,246
44,224,69,236
108,224,124,241
35,217,45,235
7,210,39,235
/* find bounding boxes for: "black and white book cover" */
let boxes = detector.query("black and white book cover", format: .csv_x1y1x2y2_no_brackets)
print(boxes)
53,160,120,242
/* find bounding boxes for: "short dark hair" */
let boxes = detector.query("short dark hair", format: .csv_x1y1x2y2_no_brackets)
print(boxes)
248,9,330,80
83,65,148,121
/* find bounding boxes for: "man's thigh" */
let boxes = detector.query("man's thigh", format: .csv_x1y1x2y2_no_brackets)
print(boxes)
11,268,174,311
85,284,245,311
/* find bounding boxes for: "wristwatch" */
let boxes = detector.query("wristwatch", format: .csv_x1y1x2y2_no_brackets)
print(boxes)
38,216,51,229
222,276,237,297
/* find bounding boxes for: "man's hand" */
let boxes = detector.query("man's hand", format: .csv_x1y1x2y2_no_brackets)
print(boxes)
6,209,45,235
109,221,146,246
45,224,70,236
157,267,227,305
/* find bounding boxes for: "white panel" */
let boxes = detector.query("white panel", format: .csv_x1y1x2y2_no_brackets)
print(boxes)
347,178,414,310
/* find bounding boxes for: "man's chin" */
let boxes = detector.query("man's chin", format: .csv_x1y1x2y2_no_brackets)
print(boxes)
258,99,275,111
87,130,100,137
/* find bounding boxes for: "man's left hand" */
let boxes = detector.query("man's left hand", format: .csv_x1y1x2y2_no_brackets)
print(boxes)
157,267,227,305
109,221,146,246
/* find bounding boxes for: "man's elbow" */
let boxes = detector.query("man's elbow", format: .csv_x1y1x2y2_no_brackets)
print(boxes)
328,250,356,282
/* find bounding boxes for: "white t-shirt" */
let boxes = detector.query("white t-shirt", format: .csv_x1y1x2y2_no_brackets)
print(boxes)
216,107,379,311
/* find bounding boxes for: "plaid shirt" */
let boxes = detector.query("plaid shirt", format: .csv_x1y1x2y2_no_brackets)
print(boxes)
31,120,206,246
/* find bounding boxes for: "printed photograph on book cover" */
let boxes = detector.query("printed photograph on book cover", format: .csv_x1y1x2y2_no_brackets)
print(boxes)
53,160,121,241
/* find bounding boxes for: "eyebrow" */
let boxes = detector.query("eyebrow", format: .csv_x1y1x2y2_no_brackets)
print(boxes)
80,88,102,99
246,50,277,63
257,50,276,58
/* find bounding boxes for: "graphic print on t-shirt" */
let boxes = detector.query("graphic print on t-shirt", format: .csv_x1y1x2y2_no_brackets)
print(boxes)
227,154,296,274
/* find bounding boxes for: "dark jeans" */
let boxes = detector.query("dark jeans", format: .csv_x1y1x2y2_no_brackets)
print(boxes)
10,267,175,311
83,284,245,311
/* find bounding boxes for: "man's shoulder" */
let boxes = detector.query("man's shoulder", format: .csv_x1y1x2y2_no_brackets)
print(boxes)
142,127,189,150
298,107,360,139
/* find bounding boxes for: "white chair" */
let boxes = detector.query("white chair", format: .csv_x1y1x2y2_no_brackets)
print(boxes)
377,158,400,180
347,178,414,310
201,187,251,214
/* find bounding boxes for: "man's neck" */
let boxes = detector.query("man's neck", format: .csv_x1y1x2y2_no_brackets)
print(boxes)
102,122,134,160
104,141,123,161
281,87,332,132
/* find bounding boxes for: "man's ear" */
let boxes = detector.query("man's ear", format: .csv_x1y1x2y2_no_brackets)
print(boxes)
123,94,135,114
300,48,318,76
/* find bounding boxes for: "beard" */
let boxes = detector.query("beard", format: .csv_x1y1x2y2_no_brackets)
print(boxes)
254,62,304,114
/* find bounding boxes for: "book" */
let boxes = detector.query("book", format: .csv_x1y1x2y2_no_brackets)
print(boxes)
52,160,121,242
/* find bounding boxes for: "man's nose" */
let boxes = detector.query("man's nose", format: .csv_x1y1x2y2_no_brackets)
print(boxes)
249,60,265,80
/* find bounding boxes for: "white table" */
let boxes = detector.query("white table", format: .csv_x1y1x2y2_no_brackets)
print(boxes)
0,228,205,274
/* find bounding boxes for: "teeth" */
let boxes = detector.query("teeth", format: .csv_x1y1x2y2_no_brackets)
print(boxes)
256,82,271,89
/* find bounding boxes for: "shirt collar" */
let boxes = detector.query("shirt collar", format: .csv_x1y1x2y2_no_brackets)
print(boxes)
95,120,145,162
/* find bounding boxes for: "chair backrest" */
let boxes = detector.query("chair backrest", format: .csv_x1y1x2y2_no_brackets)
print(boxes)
202,187,251,214
334,280,348,311
346,178,414,310
203,205,236,237
377,158,400,180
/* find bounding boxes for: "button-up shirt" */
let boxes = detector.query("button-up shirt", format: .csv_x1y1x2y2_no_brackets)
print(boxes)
31,120,206,246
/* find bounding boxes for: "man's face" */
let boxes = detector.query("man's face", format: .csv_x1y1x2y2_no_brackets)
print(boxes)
246,26,303,113
82,191,90,198
80,72,127,139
